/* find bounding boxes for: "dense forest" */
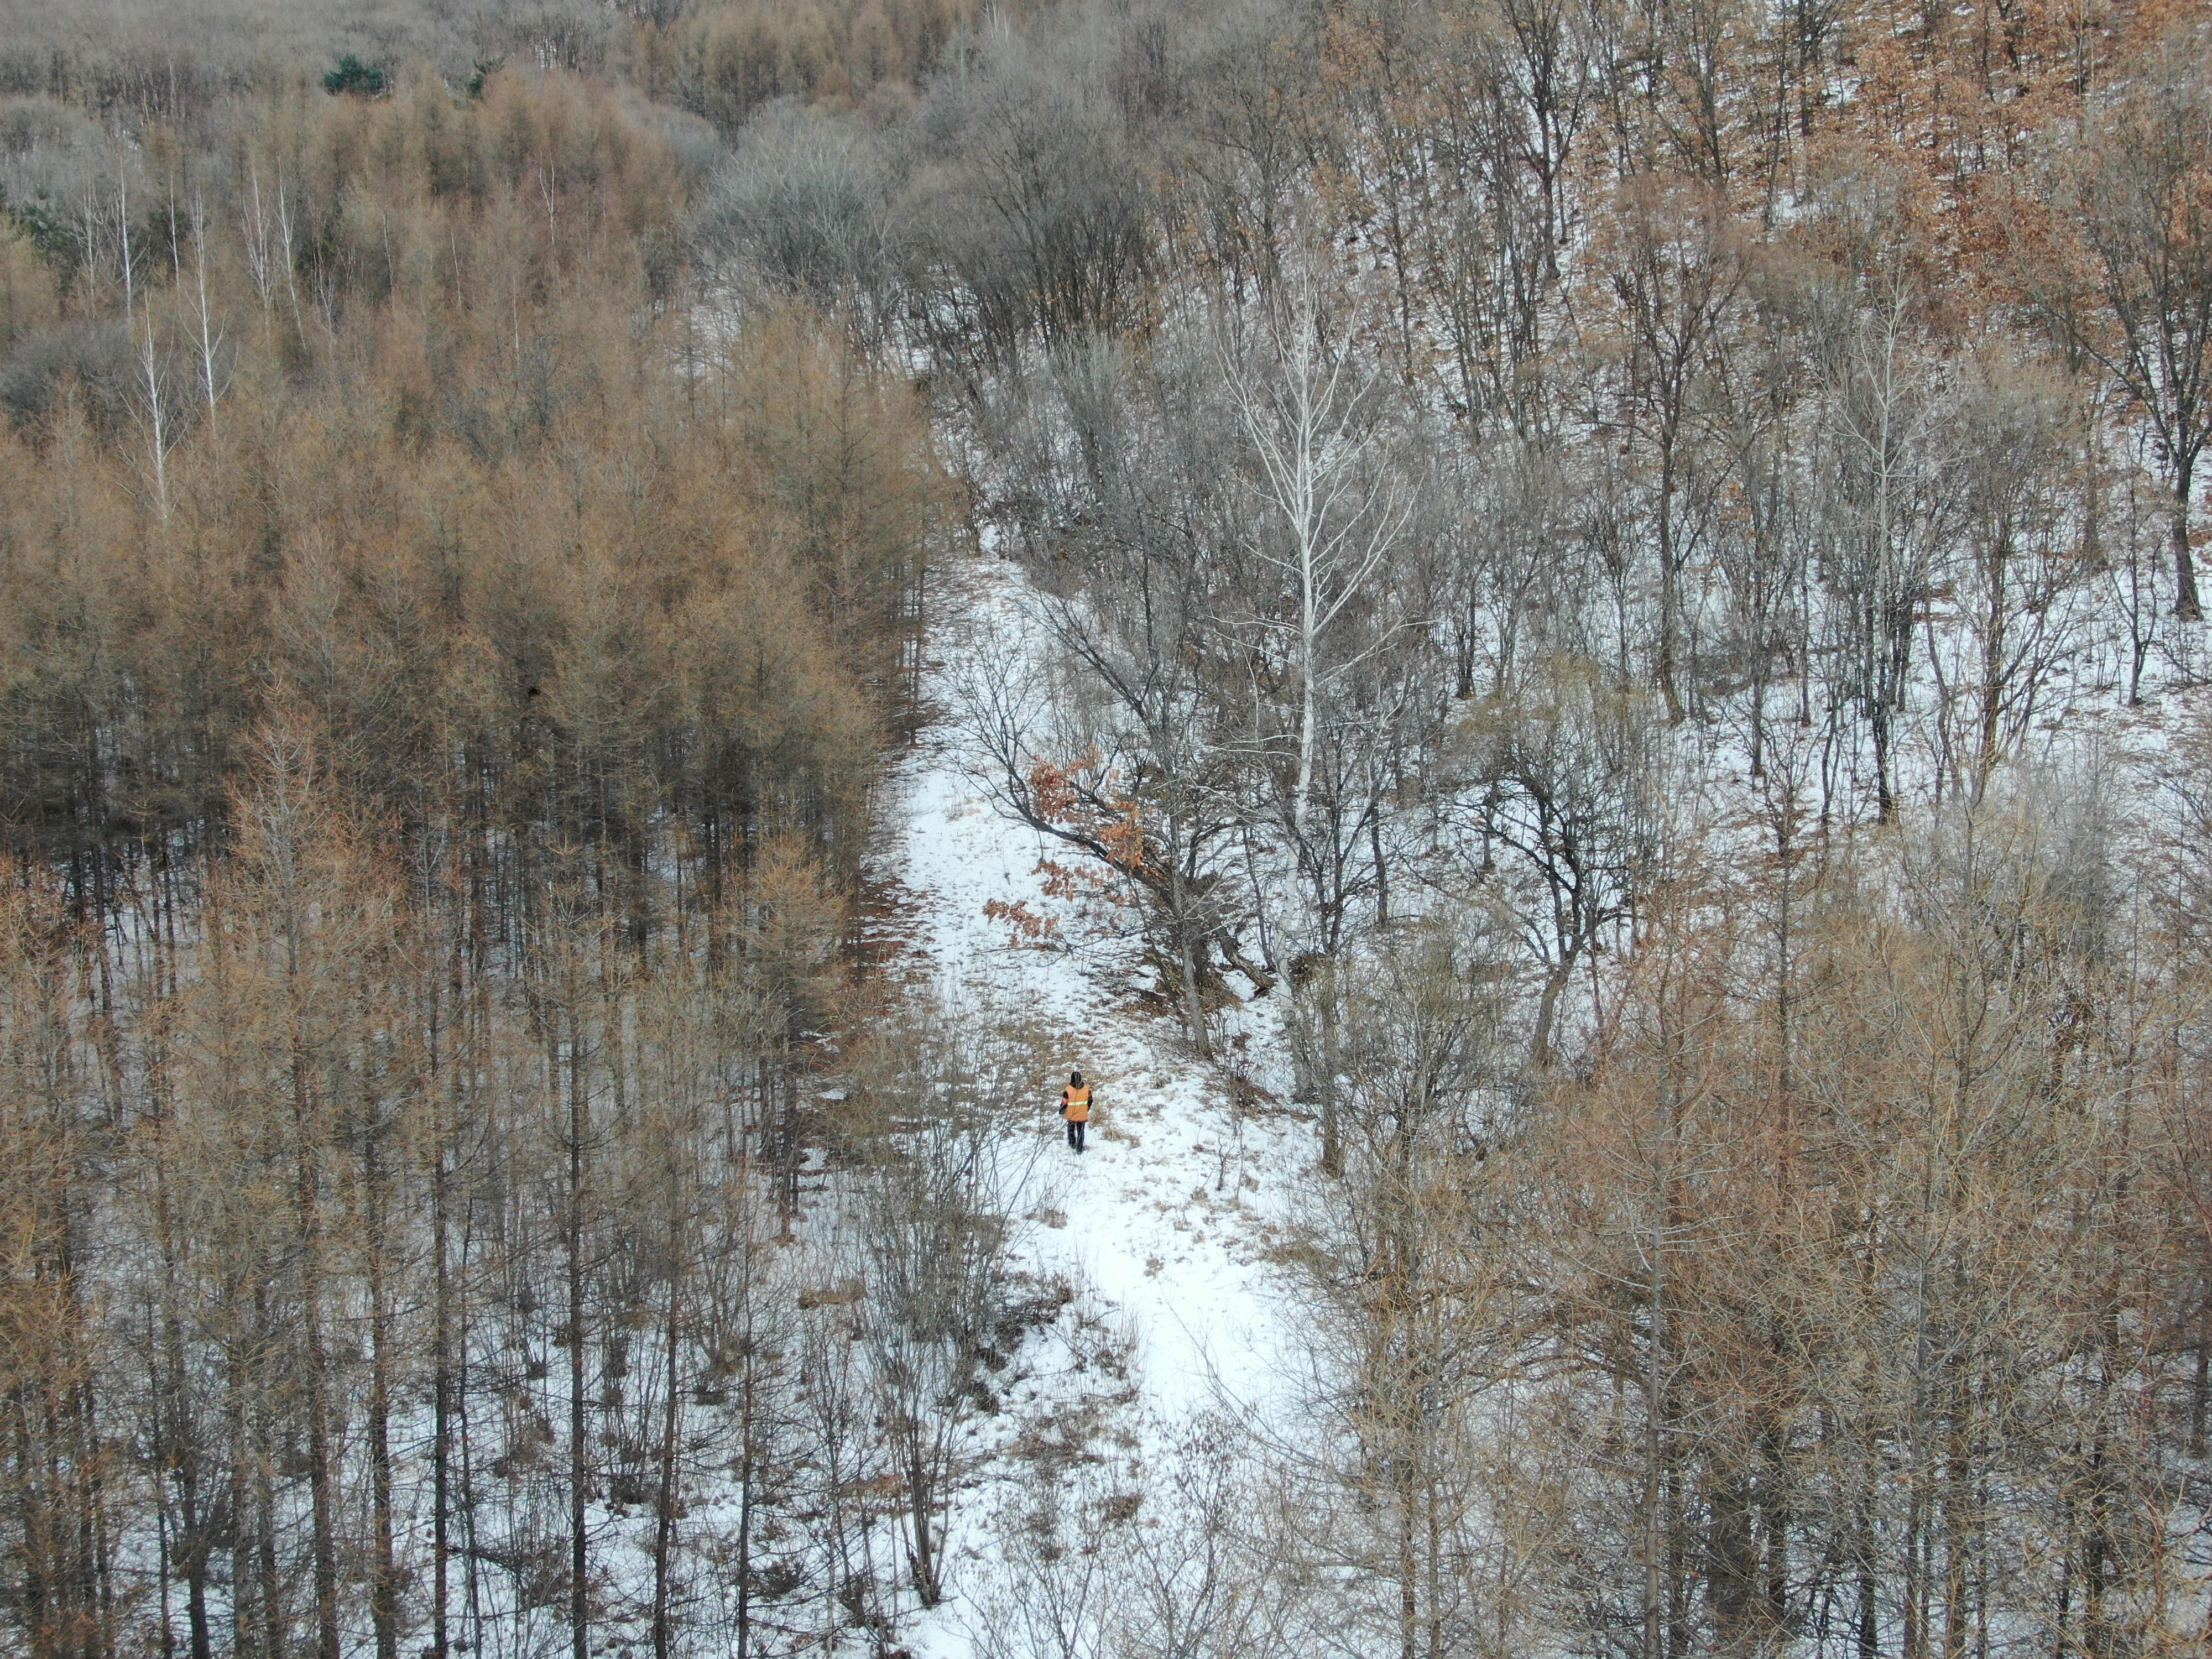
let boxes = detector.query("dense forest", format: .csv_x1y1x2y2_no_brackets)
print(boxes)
2,0,2211,1655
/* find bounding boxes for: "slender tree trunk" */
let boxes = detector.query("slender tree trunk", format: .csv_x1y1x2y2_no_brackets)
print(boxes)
907,1405,942,1606
366,1129,398,1659
1976,538,2007,797
1397,1452,1418,1659
169,1317,209,1659
430,965,453,1659
254,1301,283,1659
1168,853,1211,1059
735,1356,755,1659
1533,943,1579,1074
2190,1302,2208,1458
223,1318,255,1659
1296,577,1318,838
1855,1488,1879,1659
295,1070,339,1659
151,1103,212,1659
651,1210,684,1659
2173,459,2201,622
1943,1368,1971,1659
1319,978,1342,1178
1370,801,1389,928
1644,1227,1666,1659
1657,434,1686,723
568,1015,589,1659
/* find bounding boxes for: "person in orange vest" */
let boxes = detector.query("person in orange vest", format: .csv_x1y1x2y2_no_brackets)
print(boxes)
1059,1071,1091,1153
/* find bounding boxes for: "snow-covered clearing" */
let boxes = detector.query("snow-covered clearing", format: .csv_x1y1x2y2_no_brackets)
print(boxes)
868,548,1309,1655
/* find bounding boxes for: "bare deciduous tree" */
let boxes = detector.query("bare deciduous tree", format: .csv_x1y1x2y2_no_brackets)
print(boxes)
2034,35,2212,621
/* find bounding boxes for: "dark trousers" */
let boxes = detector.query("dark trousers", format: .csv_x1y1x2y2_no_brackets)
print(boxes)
1065,1117,1086,1151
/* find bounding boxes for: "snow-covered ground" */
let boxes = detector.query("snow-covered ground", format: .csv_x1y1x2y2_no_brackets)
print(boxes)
867,548,1312,1655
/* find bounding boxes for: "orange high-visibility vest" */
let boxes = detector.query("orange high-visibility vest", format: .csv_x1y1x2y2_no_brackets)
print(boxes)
1062,1084,1092,1122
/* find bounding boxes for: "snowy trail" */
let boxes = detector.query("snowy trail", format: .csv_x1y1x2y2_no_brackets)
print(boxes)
889,746,1287,1410
870,550,1307,1647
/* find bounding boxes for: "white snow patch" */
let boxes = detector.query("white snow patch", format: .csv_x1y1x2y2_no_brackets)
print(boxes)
875,550,1312,1653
